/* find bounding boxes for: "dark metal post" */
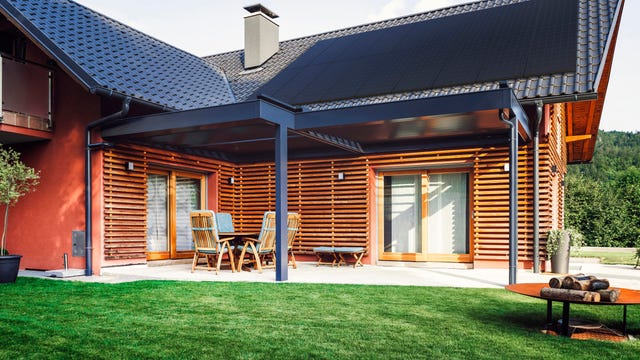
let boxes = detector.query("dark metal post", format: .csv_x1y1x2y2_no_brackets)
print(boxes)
275,123,288,281
533,101,543,273
509,115,518,284
500,109,518,285
561,302,570,336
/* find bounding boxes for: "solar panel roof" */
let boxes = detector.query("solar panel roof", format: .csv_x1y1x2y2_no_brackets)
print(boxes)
253,0,578,105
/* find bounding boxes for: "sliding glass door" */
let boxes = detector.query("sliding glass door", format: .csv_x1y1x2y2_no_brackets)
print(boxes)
378,169,471,262
146,170,204,260
382,172,427,260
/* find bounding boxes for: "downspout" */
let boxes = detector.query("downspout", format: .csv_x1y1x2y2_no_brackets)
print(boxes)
84,97,131,276
499,109,518,285
532,101,543,273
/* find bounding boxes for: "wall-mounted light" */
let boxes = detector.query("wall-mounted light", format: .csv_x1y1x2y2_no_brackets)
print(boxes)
124,161,135,171
228,177,235,185
503,163,509,172
551,165,558,174
337,172,345,181
561,180,565,187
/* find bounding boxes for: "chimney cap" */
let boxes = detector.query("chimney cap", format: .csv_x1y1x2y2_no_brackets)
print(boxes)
243,4,279,19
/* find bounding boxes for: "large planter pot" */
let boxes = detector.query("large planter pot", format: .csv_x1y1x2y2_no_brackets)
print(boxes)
0,255,22,283
550,232,571,274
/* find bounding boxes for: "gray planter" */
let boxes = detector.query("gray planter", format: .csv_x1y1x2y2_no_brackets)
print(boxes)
0,255,22,283
550,232,570,274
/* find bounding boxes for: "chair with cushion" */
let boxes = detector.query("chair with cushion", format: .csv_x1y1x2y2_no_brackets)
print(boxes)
236,211,276,273
286,213,301,269
215,212,235,233
236,212,301,272
190,210,236,274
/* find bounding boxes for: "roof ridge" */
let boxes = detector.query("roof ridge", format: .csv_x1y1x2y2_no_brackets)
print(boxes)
203,0,516,59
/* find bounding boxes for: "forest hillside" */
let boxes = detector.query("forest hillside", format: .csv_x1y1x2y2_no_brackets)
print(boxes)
565,131,640,247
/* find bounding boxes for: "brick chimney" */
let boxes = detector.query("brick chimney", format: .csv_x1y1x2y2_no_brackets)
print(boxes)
243,4,279,69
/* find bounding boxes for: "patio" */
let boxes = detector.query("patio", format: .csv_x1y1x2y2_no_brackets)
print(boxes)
19,260,640,289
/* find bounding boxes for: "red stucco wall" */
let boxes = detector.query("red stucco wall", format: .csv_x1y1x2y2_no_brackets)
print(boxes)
4,42,101,271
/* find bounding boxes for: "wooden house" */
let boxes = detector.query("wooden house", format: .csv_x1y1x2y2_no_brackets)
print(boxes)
0,0,625,281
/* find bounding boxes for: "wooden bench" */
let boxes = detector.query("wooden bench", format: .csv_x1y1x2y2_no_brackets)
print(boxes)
313,246,365,268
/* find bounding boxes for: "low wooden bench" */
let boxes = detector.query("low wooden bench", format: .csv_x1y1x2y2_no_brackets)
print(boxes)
313,246,365,268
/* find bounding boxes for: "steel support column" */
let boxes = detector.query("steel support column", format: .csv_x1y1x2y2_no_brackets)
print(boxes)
533,101,543,273
275,123,288,281
500,109,519,284
509,117,518,284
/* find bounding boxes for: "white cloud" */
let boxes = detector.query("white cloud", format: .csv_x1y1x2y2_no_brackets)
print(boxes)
414,0,468,12
367,0,409,21
367,0,469,22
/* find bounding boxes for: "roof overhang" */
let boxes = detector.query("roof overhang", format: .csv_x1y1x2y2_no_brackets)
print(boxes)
101,88,530,163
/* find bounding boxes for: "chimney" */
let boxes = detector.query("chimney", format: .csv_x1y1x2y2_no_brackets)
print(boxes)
243,4,279,69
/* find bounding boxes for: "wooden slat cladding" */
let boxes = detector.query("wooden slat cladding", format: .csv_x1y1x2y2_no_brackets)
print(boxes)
103,148,148,260
232,143,559,262
234,159,370,252
102,145,233,261
539,104,568,253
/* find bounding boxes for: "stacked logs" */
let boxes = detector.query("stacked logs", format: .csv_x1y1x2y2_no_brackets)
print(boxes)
540,274,620,303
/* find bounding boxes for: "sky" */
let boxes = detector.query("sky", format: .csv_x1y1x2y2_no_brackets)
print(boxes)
74,0,639,132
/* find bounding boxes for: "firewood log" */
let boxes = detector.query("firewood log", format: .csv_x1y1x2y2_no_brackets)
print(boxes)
562,275,597,290
540,287,601,302
548,276,564,288
589,279,610,291
597,288,620,302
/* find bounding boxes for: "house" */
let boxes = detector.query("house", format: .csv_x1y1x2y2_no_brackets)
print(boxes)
0,0,624,282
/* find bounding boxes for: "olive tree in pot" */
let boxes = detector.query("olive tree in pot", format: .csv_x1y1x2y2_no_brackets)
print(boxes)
546,228,583,274
0,145,39,283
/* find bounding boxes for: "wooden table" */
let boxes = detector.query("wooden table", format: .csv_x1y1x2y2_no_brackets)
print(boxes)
506,283,640,336
219,232,259,272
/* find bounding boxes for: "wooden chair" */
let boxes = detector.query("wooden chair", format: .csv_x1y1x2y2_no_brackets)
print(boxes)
287,213,301,269
236,212,276,273
190,210,236,274
236,212,301,272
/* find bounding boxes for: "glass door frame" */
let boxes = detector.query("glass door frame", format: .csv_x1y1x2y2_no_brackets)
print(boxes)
424,168,473,263
376,167,474,263
146,168,206,261
376,170,429,261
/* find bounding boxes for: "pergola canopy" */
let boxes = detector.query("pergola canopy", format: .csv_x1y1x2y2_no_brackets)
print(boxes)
102,88,530,163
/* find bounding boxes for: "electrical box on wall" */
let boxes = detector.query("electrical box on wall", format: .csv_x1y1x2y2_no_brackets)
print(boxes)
72,230,85,257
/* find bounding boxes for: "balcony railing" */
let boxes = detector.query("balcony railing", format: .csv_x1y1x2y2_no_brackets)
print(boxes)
0,56,53,143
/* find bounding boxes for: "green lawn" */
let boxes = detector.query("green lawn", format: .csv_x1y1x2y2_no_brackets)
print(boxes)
1,278,639,359
572,250,637,266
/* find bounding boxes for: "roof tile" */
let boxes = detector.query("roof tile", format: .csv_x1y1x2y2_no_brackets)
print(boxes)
1,0,234,110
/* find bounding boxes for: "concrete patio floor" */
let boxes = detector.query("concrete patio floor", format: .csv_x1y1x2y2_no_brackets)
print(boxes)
19,259,640,289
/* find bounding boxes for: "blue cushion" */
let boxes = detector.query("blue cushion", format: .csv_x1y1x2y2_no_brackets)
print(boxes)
313,247,335,253
333,247,364,253
199,248,229,255
216,212,235,233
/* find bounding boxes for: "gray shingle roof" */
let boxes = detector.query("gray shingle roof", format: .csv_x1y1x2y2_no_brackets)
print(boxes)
0,0,234,110
205,0,620,111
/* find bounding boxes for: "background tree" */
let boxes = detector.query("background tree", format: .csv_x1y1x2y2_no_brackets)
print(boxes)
565,131,640,247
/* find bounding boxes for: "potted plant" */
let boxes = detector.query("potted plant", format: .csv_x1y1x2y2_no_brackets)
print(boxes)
546,228,583,274
0,145,39,283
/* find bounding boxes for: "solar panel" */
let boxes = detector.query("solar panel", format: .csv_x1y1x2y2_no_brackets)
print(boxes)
254,0,578,105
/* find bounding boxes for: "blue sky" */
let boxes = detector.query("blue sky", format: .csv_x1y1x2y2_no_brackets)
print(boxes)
75,0,639,132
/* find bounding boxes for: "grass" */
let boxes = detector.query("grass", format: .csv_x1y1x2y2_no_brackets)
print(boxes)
572,250,637,265
1,278,639,360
